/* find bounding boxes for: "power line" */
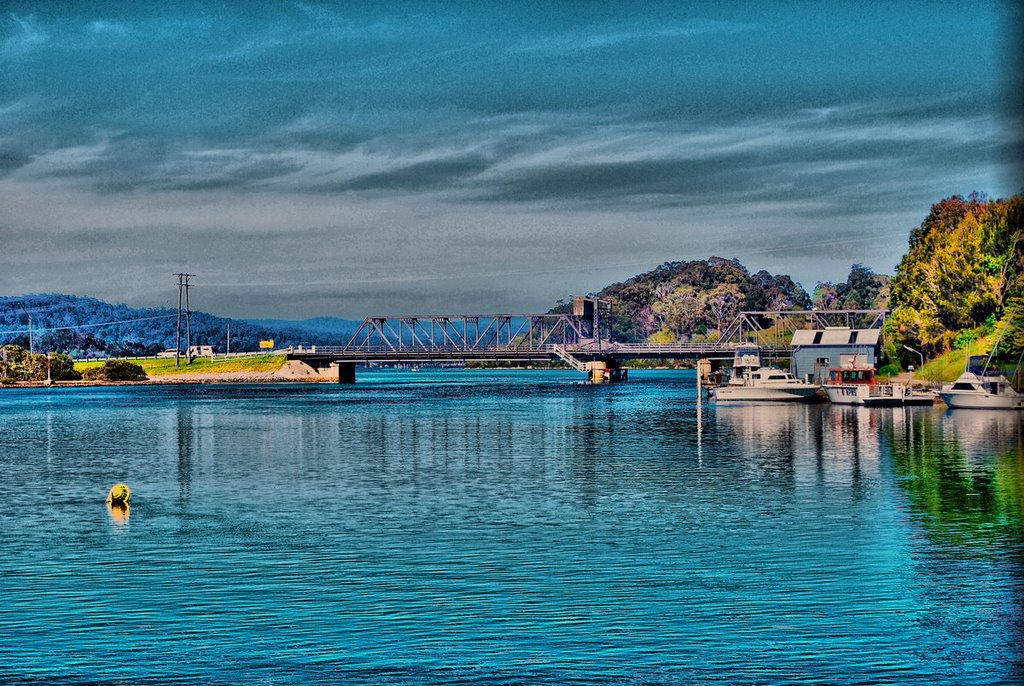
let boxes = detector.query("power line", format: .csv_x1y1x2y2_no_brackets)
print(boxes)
0,314,177,336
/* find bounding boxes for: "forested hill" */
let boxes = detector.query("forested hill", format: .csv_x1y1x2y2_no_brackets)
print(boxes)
0,294,360,357
554,257,895,344
556,257,813,343
885,193,1024,361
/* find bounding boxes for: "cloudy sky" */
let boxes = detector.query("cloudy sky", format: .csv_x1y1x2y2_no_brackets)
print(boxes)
1,1,1020,319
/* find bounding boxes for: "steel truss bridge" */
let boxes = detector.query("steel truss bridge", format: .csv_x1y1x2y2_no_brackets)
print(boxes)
288,307,889,382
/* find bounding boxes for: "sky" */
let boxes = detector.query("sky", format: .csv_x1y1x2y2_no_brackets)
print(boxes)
1,1,1021,319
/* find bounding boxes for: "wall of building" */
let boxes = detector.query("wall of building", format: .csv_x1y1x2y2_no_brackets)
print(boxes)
792,345,878,383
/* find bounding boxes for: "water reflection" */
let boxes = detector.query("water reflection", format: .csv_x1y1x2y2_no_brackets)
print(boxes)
888,408,1023,554
711,404,884,498
106,501,129,526
176,403,194,502
3,380,1024,683
887,409,1024,677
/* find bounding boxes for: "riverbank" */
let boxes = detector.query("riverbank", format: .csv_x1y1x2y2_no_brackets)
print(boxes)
1,359,336,387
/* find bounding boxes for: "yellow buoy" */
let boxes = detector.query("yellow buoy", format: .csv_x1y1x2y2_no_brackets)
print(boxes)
107,483,130,506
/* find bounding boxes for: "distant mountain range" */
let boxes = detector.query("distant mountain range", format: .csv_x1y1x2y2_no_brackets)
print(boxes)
0,294,361,357
2,257,890,356
5,194,1016,365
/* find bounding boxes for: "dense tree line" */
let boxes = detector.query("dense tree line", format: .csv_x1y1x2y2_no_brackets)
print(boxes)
558,256,813,343
885,193,1024,362
813,264,890,311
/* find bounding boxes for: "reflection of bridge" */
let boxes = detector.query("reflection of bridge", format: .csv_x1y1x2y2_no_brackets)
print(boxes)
289,307,888,383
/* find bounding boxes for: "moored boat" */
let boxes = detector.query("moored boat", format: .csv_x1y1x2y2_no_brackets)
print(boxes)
711,346,819,402
938,371,1024,410
823,365,917,406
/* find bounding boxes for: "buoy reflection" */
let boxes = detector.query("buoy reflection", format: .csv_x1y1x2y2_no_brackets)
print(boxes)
107,501,130,525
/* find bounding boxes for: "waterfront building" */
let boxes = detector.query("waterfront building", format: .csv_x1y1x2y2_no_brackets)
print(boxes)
791,327,882,383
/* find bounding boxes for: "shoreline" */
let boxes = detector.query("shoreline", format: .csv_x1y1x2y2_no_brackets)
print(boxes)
1,369,339,387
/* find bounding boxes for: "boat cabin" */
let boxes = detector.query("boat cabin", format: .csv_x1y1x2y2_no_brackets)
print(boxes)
828,367,875,385
950,374,1010,395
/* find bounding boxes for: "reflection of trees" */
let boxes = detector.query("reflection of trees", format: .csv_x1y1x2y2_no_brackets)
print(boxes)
888,411,1023,552
889,411,1024,677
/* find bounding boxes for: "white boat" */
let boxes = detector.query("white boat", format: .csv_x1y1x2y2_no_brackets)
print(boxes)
938,371,1024,410
711,346,819,402
938,319,1024,410
823,365,914,406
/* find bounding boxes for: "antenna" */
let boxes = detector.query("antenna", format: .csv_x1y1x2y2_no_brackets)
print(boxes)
982,320,1010,375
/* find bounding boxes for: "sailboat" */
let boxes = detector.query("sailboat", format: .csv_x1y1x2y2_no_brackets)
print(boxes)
938,324,1024,410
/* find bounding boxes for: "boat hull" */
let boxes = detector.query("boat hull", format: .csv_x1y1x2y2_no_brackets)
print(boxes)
825,385,868,405
713,385,819,402
825,383,910,406
938,391,1024,410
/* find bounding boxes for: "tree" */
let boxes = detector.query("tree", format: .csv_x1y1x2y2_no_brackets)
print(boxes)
886,193,1023,361
49,353,82,381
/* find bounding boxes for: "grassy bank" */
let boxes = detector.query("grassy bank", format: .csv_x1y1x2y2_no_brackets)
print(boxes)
916,335,1021,384
76,354,286,377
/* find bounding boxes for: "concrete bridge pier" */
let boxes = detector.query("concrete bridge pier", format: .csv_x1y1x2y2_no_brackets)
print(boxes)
587,358,627,384
338,362,356,384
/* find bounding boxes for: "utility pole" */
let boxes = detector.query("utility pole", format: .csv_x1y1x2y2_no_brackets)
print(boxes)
226,319,231,355
184,274,193,363
28,315,34,378
175,273,184,367
174,272,195,367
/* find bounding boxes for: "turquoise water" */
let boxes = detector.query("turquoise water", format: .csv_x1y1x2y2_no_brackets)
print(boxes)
1,369,1021,684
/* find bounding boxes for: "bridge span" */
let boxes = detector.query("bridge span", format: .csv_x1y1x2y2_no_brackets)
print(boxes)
286,306,887,383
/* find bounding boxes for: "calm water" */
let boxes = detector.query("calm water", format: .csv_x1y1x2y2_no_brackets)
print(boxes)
1,369,1021,685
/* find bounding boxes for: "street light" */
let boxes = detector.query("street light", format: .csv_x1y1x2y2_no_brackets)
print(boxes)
903,345,924,383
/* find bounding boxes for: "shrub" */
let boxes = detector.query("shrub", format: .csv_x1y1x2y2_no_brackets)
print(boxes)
878,364,901,377
49,353,82,381
81,360,148,382
101,360,148,381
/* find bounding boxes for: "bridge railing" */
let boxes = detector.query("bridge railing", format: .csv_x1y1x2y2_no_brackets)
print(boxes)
340,314,602,353
300,308,888,357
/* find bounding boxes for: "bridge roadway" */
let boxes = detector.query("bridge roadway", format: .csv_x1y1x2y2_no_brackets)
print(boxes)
283,307,884,383
287,342,792,383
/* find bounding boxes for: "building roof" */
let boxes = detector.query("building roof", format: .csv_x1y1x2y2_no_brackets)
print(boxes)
791,327,882,346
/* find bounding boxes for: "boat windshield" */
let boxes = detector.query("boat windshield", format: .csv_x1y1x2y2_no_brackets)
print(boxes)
951,382,979,391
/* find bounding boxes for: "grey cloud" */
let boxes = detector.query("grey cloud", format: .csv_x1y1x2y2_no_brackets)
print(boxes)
329,155,493,192
0,146,33,173
6,96,1013,207
159,158,306,192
